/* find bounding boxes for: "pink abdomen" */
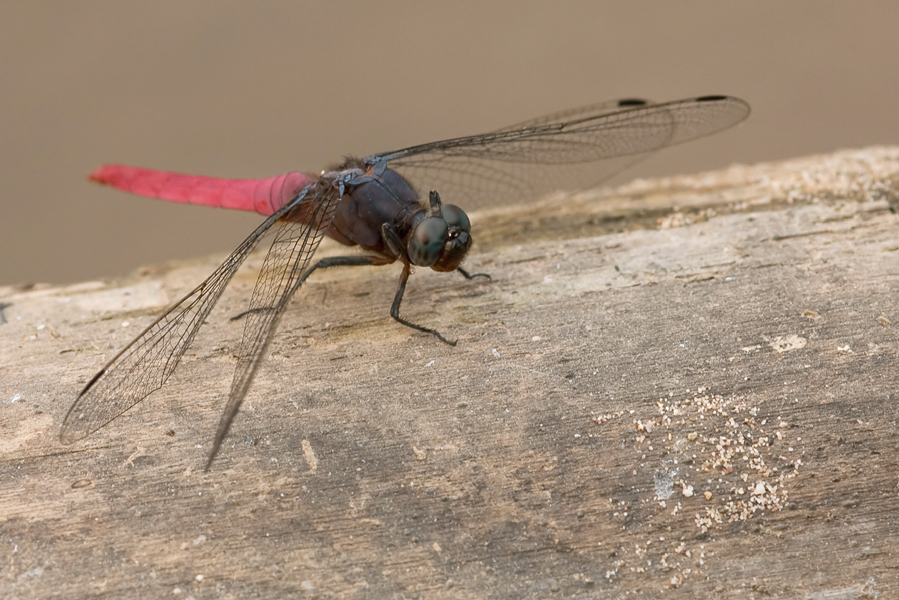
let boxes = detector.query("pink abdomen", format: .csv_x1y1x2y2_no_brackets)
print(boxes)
88,165,316,216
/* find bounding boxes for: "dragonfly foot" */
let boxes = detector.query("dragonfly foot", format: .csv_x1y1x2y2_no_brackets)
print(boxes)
401,321,456,346
457,267,491,281
229,306,275,321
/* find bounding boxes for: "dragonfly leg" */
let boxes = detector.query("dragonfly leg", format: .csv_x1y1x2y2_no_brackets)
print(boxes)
456,266,491,281
380,223,408,262
229,255,394,321
391,262,457,346
298,254,395,276
229,307,271,321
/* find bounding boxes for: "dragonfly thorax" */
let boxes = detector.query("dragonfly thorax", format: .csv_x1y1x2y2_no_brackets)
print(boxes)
328,161,473,272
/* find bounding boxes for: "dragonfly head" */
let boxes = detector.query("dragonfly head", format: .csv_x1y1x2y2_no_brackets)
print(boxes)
407,191,472,272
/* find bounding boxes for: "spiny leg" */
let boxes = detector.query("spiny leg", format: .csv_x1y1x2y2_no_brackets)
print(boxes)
456,266,491,281
233,252,463,346
229,255,394,321
391,262,456,346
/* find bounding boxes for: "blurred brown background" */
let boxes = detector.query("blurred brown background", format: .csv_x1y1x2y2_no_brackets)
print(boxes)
2,1,897,286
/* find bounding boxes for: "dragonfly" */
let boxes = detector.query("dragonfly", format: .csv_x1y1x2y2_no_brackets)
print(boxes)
61,95,750,469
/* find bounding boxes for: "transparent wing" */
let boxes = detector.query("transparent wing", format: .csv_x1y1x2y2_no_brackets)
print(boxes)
491,97,655,132
369,96,749,210
205,181,343,468
59,179,338,446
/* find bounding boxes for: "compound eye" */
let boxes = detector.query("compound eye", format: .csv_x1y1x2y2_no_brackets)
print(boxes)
408,217,449,267
441,204,471,233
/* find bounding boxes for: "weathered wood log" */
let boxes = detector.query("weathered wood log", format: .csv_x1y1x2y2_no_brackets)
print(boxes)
2,147,897,599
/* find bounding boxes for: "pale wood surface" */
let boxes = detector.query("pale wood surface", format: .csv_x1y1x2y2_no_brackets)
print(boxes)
2,147,898,599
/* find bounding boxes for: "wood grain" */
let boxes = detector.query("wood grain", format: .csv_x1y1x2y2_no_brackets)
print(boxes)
2,147,897,599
